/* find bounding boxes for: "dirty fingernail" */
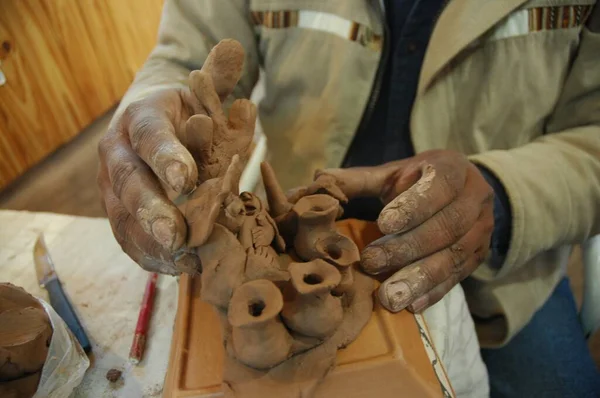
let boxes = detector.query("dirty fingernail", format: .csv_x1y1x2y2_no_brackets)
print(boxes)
378,280,412,312
361,246,387,275
378,209,407,234
174,251,202,275
166,161,188,193
408,295,428,313
151,218,176,249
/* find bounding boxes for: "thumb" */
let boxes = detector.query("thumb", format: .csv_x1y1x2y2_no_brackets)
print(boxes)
314,162,402,200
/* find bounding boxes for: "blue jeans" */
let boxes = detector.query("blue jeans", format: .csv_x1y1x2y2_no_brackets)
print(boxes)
481,278,600,398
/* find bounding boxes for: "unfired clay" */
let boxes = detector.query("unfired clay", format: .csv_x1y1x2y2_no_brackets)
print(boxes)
228,280,292,369
179,39,374,398
282,260,343,338
0,283,52,397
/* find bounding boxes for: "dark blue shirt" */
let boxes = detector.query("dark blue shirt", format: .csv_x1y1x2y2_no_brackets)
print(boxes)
342,0,511,266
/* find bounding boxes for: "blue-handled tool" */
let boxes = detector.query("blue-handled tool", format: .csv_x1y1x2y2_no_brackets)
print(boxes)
33,234,92,353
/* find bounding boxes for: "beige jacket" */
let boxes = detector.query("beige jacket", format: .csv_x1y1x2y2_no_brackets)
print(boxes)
115,0,600,347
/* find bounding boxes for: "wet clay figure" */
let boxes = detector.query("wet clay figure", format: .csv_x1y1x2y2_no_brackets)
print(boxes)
196,224,246,311
282,260,344,339
239,192,285,253
228,280,292,369
238,192,289,282
181,155,244,247
179,39,374,398
182,40,257,183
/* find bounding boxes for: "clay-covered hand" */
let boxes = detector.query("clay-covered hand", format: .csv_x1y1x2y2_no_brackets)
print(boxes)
97,39,256,274
315,150,495,313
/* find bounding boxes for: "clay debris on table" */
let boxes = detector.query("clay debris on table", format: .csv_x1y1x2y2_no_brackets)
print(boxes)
178,39,375,397
0,283,53,398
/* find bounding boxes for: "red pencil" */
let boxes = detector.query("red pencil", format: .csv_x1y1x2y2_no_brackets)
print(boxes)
129,272,158,364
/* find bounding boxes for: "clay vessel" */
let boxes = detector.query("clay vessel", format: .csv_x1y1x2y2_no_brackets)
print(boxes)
292,195,360,288
228,279,292,369
281,260,343,338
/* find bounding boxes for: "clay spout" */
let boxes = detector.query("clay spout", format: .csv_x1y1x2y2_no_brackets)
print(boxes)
315,234,358,294
292,194,339,259
261,161,292,218
281,260,343,338
228,279,292,369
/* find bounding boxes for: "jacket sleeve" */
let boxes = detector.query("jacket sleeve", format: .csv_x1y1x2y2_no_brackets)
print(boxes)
468,21,600,278
113,0,259,120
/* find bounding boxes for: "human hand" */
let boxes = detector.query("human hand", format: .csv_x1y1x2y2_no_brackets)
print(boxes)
97,39,256,274
314,150,495,313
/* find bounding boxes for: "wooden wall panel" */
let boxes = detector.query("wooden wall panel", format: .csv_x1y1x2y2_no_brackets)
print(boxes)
0,0,164,188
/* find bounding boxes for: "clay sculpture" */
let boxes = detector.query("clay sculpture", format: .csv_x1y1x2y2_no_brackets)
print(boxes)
0,283,52,398
180,39,374,397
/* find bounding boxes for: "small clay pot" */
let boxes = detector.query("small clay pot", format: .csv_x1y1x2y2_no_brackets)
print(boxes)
292,195,338,259
228,280,292,369
292,194,359,293
281,260,343,338
314,233,358,294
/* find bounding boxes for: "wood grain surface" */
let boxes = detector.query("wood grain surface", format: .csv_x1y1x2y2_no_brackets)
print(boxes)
0,0,164,188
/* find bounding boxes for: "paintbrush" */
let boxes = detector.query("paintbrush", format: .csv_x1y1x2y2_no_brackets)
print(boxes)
129,272,158,364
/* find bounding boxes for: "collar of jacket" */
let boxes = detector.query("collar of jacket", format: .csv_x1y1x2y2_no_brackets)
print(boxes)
416,0,528,95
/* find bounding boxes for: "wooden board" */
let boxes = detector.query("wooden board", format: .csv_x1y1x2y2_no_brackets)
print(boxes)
0,0,164,188
164,220,455,397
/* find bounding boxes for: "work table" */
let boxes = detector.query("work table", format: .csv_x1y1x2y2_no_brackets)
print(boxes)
0,209,486,397
0,210,176,397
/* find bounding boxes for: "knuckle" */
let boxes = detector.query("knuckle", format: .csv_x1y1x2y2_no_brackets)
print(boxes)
449,242,468,272
97,135,111,159
418,261,439,287
129,116,157,153
112,213,130,243
438,205,469,241
402,234,423,263
110,161,137,198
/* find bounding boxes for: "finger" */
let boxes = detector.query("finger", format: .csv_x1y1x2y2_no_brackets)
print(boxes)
200,39,245,102
377,159,467,235
103,185,200,275
285,186,309,204
362,173,488,274
407,239,490,313
377,218,486,313
183,114,214,165
100,133,188,251
313,162,402,200
189,70,228,130
125,104,198,194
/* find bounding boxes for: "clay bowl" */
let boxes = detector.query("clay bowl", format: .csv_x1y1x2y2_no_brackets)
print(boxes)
292,194,339,225
228,279,284,328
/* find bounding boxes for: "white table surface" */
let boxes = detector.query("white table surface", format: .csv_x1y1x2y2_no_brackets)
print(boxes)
0,210,178,397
